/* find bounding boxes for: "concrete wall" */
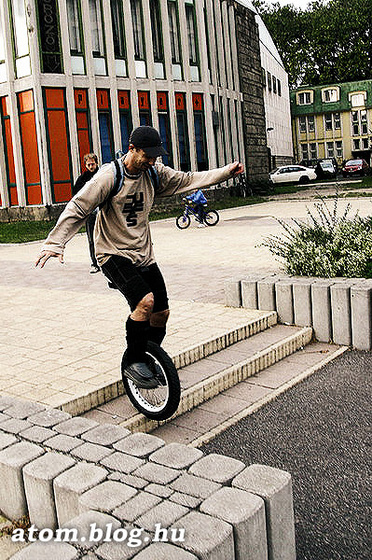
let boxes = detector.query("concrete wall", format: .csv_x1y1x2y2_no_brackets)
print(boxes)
225,275,372,350
0,395,296,559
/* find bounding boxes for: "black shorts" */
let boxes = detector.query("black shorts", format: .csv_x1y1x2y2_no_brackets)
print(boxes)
101,255,169,313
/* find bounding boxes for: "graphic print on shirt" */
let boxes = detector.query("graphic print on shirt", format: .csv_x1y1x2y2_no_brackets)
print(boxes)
122,193,144,226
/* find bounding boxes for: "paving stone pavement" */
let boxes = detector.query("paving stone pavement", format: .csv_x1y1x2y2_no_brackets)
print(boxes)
1,197,371,412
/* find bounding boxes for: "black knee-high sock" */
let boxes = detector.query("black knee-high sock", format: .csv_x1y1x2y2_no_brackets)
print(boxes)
148,325,166,346
126,317,150,364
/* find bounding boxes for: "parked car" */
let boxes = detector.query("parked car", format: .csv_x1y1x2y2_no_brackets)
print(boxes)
315,159,338,179
269,165,317,184
342,159,370,177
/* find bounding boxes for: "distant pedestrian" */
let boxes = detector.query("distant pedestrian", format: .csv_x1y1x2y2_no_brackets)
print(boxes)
72,153,100,273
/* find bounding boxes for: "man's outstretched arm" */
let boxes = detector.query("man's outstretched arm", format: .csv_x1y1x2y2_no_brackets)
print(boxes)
35,250,64,268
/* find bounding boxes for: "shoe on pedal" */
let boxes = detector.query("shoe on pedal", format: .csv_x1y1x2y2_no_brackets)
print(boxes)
123,362,158,389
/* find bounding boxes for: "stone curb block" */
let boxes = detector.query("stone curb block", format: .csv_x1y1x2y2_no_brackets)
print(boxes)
225,275,371,349
233,463,296,560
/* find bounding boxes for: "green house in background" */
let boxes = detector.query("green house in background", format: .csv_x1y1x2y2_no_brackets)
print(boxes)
291,79,372,167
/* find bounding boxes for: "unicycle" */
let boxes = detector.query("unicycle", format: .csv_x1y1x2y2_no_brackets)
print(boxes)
121,341,181,420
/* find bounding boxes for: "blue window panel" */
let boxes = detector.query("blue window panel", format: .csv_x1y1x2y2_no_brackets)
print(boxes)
140,113,152,126
194,113,207,171
158,113,172,166
177,113,190,171
98,113,113,163
120,113,132,153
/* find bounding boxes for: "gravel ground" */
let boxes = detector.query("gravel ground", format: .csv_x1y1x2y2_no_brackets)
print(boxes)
201,349,371,560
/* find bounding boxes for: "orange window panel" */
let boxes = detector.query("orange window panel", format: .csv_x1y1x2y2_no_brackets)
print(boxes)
18,90,34,113
138,91,150,110
4,121,16,185
53,182,72,203
192,93,203,111
175,93,185,111
47,110,70,182
157,92,167,111
45,88,65,109
74,89,87,110
19,112,42,191
77,129,91,172
118,91,130,110
97,90,109,110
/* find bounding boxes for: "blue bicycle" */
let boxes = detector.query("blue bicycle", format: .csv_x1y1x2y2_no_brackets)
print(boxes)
176,192,219,229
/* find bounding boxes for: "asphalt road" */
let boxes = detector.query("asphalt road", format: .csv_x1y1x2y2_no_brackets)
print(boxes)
201,350,371,560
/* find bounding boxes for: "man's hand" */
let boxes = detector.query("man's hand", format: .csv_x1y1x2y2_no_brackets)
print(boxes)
35,250,64,268
229,162,244,177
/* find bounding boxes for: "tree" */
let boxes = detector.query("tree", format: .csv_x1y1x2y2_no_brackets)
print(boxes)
253,0,372,87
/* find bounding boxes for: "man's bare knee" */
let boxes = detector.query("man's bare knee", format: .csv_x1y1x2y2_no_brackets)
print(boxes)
150,309,170,327
131,293,154,321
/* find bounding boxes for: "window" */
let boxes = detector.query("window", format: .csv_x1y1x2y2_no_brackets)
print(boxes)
97,90,114,163
353,139,360,151
185,1,199,81
203,1,211,83
267,72,272,92
308,115,315,133
0,97,17,205
193,93,208,171
299,116,306,134
333,112,341,130
118,91,132,154
262,68,266,87
131,0,145,60
74,89,93,172
335,141,343,158
361,110,368,135
89,0,106,75
111,0,126,76
150,0,164,63
175,93,190,171
324,114,332,131
168,0,182,80
66,0,85,74
272,76,277,94
363,138,369,149
298,91,312,105
36,0,63,73
322,88,339,103
277,79,282,97
310,143,317,160
350,93,365,108
157,92,172,166
43,88,73,203
138,91,152,126
11,0,31,77
326,142,334,157
17,90,42,204
0,9,6,82
301,144,308,160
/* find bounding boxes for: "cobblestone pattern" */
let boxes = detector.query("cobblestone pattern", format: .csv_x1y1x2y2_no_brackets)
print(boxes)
226,276,372,350
0,395,295,560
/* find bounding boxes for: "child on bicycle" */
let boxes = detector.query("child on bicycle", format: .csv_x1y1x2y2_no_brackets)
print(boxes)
186,189,208,226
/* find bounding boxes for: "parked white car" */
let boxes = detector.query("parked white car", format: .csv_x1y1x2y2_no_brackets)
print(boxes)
269,165,317,184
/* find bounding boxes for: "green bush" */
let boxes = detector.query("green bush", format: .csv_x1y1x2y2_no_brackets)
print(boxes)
262,195,372,278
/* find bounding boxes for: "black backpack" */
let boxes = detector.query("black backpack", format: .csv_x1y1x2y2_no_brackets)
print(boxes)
100,159,159,209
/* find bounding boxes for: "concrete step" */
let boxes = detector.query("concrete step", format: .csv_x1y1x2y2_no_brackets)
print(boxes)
117,324,313,434
63,310,277,416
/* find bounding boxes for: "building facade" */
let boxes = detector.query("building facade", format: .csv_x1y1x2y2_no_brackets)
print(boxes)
291,80,372,167
0,0,285,213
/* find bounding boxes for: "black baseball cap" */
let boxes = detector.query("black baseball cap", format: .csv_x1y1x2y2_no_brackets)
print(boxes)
129,126,168,157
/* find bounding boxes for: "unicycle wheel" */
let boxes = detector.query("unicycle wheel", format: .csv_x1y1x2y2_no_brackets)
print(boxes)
121,341,181,420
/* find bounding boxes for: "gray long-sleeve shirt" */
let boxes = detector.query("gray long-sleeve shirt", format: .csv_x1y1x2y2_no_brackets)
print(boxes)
42,159,232,266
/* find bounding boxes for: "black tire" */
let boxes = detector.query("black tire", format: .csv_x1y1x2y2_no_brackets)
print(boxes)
176,214,191,229
121,341,181,420
203,209,219,226
299,175,310,184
